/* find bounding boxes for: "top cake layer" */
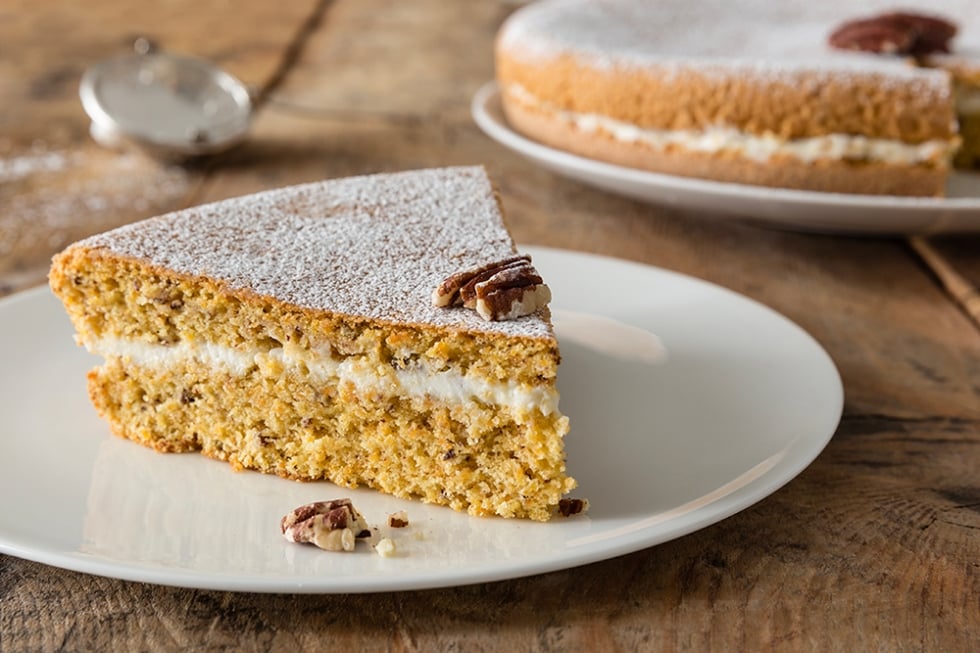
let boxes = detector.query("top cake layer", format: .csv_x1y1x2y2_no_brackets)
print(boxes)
70,166,553,340
499,0,979,83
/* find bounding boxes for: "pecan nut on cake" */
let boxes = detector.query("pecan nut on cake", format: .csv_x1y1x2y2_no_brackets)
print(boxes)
50,167,575,521
495,0,980,196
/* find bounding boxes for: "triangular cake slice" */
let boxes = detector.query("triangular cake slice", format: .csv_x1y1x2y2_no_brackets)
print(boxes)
50,167,575,520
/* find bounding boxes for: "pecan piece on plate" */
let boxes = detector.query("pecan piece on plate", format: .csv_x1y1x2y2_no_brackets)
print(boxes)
557,497,590,517
280,498,371,552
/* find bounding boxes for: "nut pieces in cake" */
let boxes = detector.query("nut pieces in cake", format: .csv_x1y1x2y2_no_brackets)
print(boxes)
281,499,372,552
432,254,552,321
828,11,957,56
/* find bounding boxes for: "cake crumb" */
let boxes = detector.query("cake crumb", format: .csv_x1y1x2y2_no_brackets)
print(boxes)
387,511,410,528
375,537,397,558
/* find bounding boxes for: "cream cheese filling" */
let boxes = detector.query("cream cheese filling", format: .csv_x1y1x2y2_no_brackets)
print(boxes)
507,83,956,166
85,336,559,416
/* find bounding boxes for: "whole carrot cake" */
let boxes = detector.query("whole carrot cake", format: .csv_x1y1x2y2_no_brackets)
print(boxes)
496,0,980,196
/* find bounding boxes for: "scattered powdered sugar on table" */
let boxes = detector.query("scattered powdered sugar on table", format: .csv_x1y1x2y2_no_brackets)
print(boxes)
0,149,75,182
498,0,978,92
0,143,189,280
77,166,554,339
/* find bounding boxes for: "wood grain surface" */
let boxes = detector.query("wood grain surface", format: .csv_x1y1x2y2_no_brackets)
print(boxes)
2,1,979,651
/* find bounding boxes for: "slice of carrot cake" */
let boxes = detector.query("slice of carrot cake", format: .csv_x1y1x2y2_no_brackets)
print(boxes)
49,166,575,521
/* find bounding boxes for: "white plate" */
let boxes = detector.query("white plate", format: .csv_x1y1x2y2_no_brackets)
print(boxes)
473,82,980,235
0,248,842,593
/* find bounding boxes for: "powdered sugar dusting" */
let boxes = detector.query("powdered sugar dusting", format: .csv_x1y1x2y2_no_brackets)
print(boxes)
499,0,978,92
75,167,554,340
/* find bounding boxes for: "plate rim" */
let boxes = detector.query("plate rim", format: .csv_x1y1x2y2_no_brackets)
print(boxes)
0,248,844,593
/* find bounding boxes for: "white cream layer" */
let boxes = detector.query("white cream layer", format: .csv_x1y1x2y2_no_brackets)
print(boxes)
85,337,559,416
507,83,956,166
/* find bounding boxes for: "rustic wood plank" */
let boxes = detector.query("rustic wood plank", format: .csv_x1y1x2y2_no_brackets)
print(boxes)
913,236,980,330
2,0,979,651
928,236,980,288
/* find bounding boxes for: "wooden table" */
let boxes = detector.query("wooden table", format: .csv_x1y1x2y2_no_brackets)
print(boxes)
3,2,979,650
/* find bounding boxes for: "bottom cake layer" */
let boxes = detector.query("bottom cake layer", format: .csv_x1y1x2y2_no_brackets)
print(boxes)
88,356,574,521
502,96,949,197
